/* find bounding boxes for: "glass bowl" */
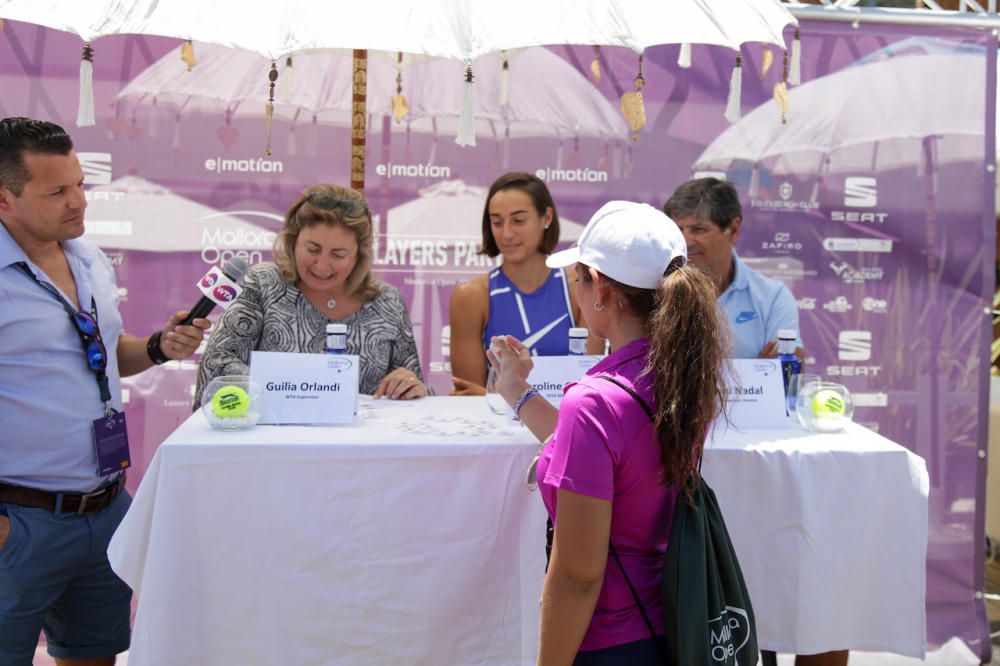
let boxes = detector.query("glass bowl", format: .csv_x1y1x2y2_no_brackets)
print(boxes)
200,375,262,430
795,381,854,433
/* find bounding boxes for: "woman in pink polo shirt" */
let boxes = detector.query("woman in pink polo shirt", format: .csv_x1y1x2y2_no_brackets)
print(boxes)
490,201,729,665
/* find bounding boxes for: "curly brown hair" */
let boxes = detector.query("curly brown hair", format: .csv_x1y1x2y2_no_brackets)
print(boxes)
273,184,379,302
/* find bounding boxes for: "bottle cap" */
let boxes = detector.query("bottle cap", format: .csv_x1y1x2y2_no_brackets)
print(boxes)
326,323,347,334
777,329,797,341
569,327,588,338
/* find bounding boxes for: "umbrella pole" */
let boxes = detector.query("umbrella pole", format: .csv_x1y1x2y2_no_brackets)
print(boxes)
352,49,368,194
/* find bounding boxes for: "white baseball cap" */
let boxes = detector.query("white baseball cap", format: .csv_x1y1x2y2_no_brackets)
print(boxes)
546,201,687,290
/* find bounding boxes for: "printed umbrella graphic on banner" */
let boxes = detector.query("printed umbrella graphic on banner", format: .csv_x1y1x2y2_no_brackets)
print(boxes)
115,43,630,149
381,179,586,246
693,53,984,180
83,175,279,253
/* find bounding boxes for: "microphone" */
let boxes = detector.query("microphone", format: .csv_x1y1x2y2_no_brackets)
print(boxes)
180,257,250,325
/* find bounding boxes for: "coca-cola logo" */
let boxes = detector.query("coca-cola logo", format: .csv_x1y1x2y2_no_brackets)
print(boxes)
213,285,237,302
200,272,220,289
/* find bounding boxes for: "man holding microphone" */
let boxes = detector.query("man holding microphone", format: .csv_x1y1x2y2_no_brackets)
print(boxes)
0,117,209,666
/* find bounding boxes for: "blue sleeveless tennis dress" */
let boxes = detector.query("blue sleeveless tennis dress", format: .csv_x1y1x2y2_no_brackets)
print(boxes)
482,267,574,356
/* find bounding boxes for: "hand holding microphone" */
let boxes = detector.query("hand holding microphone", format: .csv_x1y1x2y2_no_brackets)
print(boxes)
147,258,249,364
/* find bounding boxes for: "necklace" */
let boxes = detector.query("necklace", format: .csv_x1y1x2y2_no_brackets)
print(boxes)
326,298,337,310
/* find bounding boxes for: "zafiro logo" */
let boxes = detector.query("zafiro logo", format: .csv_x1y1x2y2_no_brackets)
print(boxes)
200,273,220,289
78,152,112,186
213,285,237,303
823,296,852,313
844,177,877,207
838,330,872,361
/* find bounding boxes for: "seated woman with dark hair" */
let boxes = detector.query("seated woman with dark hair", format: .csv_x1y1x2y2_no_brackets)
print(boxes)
195,183,427,406
449,172,601,396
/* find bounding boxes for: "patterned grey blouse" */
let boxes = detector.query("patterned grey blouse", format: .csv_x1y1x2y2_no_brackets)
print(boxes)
194,262,425,406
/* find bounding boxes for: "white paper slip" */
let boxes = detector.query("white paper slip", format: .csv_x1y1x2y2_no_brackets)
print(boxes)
502,355,603,423
723,358,788,429
250,351,359,425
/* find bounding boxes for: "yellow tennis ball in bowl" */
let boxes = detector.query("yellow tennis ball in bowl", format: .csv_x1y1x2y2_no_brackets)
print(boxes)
811,389,846,419
212,386,250,418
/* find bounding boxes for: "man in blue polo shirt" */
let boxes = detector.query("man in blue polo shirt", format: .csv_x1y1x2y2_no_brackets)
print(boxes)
0,117,209,666
664,177,802,360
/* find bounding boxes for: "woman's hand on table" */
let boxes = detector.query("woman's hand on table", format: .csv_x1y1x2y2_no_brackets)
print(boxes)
373,368,428,400
450,376,487,396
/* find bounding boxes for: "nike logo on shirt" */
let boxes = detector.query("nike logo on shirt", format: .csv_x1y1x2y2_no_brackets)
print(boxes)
735,311,758,324
522,314,570,350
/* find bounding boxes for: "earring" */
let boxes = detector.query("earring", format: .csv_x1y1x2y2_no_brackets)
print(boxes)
544,224,550,229
593,301,605,312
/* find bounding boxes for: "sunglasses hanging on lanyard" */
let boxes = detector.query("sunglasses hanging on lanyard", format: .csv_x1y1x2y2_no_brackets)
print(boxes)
17,262,131,476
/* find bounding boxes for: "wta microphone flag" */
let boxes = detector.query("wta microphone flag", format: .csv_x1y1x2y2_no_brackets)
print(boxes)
180,257,249,325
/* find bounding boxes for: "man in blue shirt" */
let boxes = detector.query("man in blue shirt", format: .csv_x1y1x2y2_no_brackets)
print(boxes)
0,117,209,666
664,177,802,360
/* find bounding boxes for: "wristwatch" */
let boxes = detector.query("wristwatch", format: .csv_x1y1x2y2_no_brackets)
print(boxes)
146,331,170,365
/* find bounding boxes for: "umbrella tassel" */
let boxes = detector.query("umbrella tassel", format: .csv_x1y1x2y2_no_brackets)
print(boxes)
391,52,409,123
264,61,277,156
180,40,196,71
773,48,789,124
724,55,742,124
619,53,646,142
455,64,476,147
789,28,802,86
499,52,510,107
678,42,692,69
77,43,95,127
590,46,602,86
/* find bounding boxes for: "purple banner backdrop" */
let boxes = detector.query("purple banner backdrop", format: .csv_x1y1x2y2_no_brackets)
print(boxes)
0,19,993,658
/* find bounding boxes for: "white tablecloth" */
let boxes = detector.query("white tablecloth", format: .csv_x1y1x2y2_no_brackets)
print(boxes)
109,397,928,665
702,422,928,658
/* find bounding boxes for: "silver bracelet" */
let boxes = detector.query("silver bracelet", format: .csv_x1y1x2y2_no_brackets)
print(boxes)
513,388,540,421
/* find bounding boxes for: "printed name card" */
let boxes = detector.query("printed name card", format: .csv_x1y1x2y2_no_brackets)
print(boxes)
724,358,788,429
249,351,359,425
504,355,603,422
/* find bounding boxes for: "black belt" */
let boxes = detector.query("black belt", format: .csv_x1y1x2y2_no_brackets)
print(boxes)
0,474,125,515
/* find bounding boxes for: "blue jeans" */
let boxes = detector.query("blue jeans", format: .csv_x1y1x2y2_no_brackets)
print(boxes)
574,636,665,665
0,490,132,665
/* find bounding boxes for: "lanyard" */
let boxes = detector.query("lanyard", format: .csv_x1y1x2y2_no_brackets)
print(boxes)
16,261,115,415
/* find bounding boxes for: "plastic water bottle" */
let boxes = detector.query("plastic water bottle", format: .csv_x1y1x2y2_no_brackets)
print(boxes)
568,327,588,356
325,323,347,354
777,329,801,394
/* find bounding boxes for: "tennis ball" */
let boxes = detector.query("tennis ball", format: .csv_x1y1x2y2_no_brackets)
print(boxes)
212,386,249,418
812,389,846,418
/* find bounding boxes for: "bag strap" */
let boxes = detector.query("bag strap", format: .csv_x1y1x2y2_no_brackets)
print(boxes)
596,375,665,649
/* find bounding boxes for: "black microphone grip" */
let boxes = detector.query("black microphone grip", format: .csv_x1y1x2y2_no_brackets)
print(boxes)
177,257,250,327
179,296,219,326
